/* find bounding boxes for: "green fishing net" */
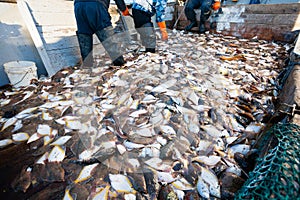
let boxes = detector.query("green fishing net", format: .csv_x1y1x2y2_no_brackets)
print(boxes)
235,123,300,200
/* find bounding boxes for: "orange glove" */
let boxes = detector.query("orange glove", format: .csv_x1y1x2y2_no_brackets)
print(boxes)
122,7,130,16
212,1,221,11
157,21,168,41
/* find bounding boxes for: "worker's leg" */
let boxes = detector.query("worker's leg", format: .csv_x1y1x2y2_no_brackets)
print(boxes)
132,8,156,53
75,1,124,66
74,2,95,66
184,0,201,31
142,23,156,53
76,32,93,66
91,4,125,66
95,26,125,66
199,0,213,33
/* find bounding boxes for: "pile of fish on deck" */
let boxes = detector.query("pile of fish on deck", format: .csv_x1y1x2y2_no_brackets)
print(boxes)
0,30,292,199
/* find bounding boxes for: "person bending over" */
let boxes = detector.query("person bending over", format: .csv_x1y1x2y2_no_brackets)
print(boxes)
184,0,220,33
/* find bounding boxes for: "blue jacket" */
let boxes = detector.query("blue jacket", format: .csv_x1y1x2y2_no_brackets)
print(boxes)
132,0,167,22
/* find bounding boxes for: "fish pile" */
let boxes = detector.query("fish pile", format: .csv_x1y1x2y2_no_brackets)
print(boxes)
0,30,293,199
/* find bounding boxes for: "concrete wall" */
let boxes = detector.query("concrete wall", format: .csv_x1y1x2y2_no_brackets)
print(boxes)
0,2,46,87
25,0,80,75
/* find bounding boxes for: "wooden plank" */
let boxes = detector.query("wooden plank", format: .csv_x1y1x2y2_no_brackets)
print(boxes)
17,0,56,76
215,23,297,42
222,3,300,14
239,14,300,26
242,3,300,14
270,25,299,42
176,4,300,22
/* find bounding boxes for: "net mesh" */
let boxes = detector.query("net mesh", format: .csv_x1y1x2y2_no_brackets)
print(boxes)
235,123,300,200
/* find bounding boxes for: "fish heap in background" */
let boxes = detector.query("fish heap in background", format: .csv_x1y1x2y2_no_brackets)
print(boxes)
0,30,292,200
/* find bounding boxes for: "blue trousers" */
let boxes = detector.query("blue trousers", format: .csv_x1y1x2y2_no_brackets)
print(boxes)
74,1,112,35
249,0,260,4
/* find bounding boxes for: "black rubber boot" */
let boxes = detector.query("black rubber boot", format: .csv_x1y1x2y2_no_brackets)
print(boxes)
96,26,125,66
199,10,211,34
113,56,125,66
185,21,197,32
199,14,210,33
76,32,93,67
145,48,156,53
199,22,206,33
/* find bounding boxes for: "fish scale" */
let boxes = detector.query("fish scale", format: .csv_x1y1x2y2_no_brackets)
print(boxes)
0,30,293,199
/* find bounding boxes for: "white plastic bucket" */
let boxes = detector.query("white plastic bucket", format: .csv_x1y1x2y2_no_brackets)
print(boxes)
3,61,38,88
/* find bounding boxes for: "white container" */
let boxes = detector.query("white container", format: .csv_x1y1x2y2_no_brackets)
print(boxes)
3,61,38,88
